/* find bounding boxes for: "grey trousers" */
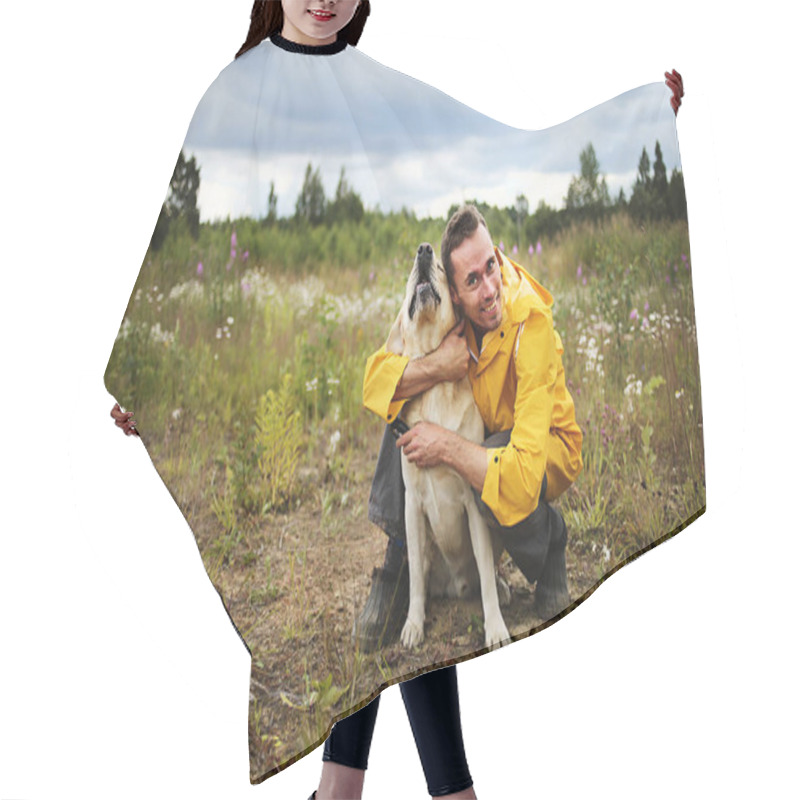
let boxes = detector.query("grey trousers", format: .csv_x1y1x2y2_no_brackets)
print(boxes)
367,426,555,582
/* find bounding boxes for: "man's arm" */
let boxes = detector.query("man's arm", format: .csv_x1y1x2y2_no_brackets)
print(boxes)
396,423,487,493
364,318,472,421
480,311,557,526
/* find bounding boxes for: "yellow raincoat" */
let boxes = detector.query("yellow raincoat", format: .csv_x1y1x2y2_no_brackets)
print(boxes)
363,249,583,527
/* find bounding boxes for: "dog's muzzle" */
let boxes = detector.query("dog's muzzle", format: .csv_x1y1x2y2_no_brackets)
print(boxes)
408,243,441,320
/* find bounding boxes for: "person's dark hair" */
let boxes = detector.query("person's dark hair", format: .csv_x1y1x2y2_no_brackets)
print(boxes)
236,1,371,59
441,204,490,282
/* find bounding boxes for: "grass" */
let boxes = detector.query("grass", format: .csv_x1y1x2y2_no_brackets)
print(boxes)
106,211,704,778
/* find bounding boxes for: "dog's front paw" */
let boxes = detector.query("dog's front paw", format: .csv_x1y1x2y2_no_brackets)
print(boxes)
401,616,425,648
496,574,511,607
484,616,511,651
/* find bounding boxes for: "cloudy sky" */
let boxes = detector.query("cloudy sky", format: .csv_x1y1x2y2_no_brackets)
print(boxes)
181,39,681,222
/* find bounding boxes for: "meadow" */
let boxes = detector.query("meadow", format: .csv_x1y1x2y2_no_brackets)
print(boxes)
105,211,704,780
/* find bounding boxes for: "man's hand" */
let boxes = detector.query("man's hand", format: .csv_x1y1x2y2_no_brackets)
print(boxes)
432,319,470,382
665,69,684,116
396,421,452,469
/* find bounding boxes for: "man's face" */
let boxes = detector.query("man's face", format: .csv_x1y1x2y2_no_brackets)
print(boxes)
449,224,503,334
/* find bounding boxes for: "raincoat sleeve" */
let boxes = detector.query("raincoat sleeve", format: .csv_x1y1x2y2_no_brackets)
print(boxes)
480,310,557,526
362,344,410,423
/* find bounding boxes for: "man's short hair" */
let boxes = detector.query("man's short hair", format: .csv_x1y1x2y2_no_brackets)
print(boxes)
441,204,489,283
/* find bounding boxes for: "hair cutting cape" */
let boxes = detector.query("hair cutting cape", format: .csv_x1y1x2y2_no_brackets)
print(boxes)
104,35,704,784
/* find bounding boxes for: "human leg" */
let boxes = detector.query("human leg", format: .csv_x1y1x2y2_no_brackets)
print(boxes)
476,430,570,618
353,424,410,651
399,665,475,798
314,695,382,799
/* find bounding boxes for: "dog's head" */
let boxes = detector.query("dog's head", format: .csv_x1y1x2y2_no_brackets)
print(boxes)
387,242,458,359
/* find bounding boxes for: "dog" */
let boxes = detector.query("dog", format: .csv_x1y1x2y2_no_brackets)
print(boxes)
385,242,511,651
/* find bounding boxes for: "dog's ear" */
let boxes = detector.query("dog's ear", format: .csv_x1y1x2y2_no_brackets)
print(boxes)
386,308,405,355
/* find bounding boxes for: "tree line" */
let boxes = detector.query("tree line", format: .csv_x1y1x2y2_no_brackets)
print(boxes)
151,140,686,252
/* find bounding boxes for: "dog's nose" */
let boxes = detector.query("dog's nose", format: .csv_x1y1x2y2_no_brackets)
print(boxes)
418,243,433,256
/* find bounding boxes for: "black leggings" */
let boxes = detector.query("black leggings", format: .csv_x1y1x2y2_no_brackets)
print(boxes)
322,665,473,797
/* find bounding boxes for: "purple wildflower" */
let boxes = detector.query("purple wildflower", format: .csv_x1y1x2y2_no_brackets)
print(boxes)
577,264,583,279
243,250,249,262
499,241,505,252
197,262,203,277
528,244,534,255
231,248,236,260
630,308,639,321
582,276,587,286
644,301,650,312
231,230,237,249
536,240,542,255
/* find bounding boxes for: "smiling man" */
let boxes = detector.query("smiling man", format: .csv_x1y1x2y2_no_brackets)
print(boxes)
354,204,583,651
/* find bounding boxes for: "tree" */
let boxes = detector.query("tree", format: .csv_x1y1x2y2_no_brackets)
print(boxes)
651,140,669,219
149,149,201,249
510,193,529,248
565,143,611,221
266,181,278,225
668,168,687,220
295,163,327,226
326,166,364,224
629,146,653,223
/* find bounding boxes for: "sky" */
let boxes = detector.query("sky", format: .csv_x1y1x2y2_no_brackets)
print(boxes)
180,40,681,222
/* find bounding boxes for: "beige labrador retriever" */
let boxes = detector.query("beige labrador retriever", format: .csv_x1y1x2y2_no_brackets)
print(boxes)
386,242,511,651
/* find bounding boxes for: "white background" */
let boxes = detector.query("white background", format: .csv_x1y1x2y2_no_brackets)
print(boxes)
1,1,797,798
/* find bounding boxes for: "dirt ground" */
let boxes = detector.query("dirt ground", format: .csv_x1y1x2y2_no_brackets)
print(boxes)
183,441,606,784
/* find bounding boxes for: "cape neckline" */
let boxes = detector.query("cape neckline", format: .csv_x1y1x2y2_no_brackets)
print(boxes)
269,33,348,56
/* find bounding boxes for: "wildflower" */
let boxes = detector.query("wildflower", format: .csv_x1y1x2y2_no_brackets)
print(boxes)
528,244,534,255
328,429,341,456
230,248,236,260
577,265,583,279
499,241,505,252
675,389,685,400
197,262,203,277
681,253,688,263
172,408,182,421
227,316,234,325
215,328,222,339
582,277,587,286
630,308,639,321
536,240,542,255
642,317,649,329
241,280,251,295
243,250,249,262
231,230,237,249
512,244,518,256
369,269,376,282
644,301,650,312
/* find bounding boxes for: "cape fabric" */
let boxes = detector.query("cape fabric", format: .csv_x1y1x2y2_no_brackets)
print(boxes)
104,34,705,784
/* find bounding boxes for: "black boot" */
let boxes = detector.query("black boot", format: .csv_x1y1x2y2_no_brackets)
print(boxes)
351,538,409,652
532,506,570,620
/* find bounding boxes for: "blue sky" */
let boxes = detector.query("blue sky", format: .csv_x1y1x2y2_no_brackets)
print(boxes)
182,41,681,222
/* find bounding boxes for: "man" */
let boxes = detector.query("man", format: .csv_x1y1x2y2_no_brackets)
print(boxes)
354,204,583,651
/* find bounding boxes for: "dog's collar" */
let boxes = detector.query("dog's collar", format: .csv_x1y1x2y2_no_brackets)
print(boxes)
270,33,348,56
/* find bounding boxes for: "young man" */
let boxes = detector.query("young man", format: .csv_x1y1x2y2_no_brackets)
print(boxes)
355,204,583,651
